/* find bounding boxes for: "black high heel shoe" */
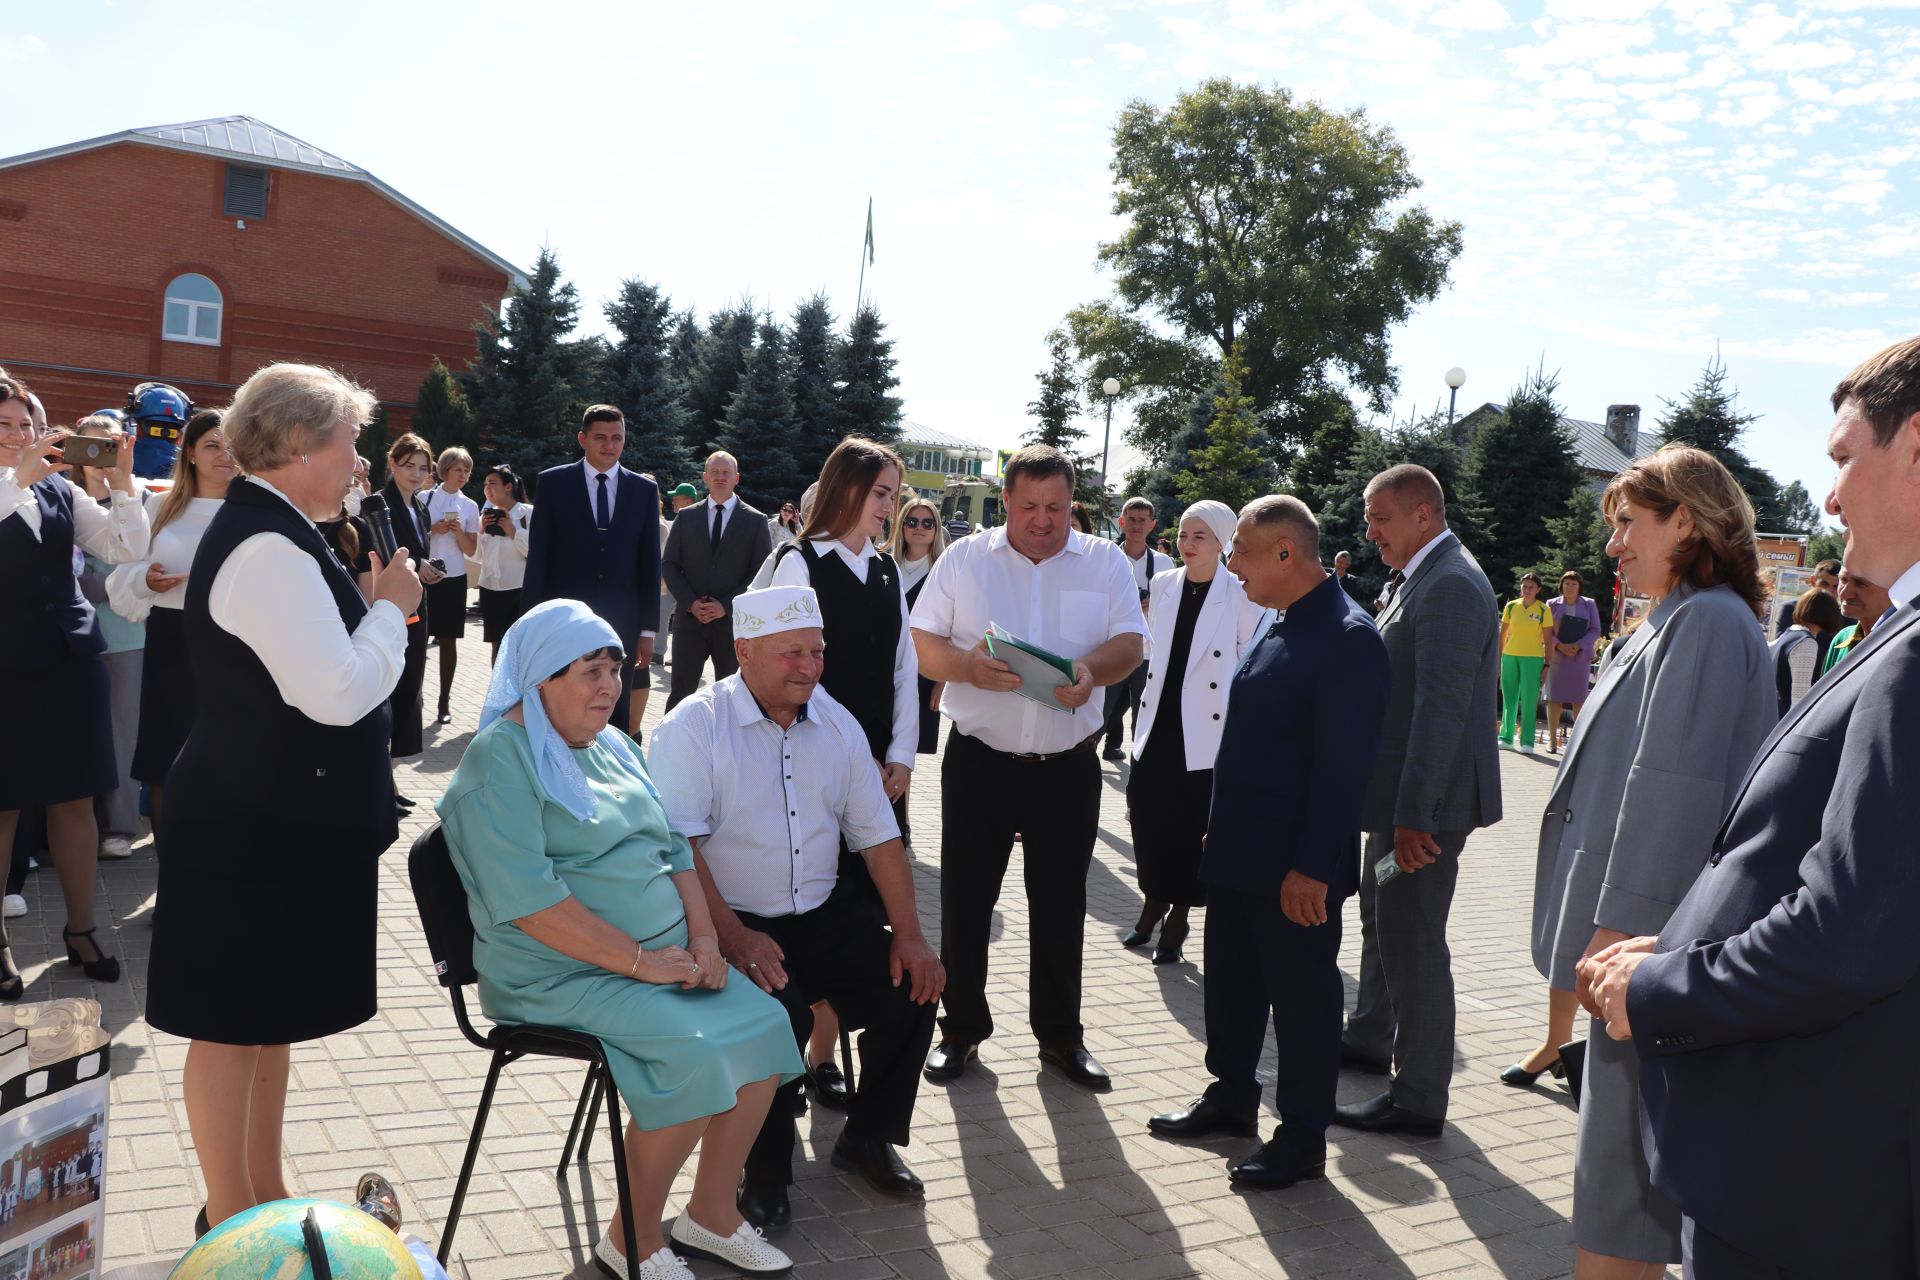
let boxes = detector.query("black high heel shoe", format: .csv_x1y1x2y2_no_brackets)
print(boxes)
1153,915,1190,965
1123,902,1167,949
63,926,120,983
1498,1054,1566,1087
1557,1039,1586,1104
0,948,21,1002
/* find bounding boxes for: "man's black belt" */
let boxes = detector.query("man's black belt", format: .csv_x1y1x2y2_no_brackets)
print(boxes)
959,731,1099,763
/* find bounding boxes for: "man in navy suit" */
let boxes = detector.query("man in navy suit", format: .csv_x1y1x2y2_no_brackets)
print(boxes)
1148,496,1391,1189
520,405,661,735
1587,335,1920,1277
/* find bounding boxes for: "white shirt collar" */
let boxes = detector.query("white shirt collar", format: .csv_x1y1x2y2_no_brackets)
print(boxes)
709,493,738,515
724,674,813,729
808,534,875,563
1401,527,1456,581
581,457,619,480
986,525,1088,563
1887,558,1920,615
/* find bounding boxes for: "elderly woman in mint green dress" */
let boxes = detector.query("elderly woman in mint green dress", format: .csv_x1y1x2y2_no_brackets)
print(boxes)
439,600,800,1280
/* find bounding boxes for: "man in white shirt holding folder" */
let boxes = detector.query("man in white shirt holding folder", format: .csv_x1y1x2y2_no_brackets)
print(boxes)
910,445,1147,1091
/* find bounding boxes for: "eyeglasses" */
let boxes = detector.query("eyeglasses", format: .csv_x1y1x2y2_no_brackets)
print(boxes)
902,516,935,529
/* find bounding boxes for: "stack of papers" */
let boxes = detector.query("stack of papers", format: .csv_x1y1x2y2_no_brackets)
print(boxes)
984,622,1079,714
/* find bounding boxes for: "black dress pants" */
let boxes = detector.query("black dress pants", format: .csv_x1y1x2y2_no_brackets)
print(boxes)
665,611,738,711
738,893,936,1190
389,619,427,759
937,730,1101,1047
1201,887,1347,1141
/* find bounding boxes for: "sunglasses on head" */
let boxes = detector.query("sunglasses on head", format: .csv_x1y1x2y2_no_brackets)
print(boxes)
902,516,935,529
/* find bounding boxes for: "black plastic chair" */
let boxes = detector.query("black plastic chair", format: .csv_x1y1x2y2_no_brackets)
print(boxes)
407,822,638,1280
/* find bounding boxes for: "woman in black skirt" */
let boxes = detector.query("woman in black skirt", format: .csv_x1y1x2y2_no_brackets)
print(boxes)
1123,500,1270,963
146,362,419,1235
475,464,532,665
883,494,949,756
0,376,148,994
421,446,480,723
768,436,917,1107
371,433,442,788
122,408,232,845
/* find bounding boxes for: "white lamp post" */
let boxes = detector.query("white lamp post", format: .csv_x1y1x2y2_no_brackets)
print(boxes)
1098,376,1122,532
1445,367,1466,424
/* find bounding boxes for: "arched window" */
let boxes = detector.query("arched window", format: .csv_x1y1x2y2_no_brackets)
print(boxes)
162,273,222,346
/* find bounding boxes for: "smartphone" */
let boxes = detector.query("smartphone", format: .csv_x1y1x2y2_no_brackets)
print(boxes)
1373,850,1404,887
60,435,119,468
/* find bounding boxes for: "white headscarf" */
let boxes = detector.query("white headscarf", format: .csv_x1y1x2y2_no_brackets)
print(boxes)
476,599,651,821
1180,500,1238,559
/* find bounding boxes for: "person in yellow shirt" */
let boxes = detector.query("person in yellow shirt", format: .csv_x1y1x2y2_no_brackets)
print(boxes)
1498,572,1554,751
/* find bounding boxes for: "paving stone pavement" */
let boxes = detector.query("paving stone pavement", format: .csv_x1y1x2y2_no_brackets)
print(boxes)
66,632,1637,1278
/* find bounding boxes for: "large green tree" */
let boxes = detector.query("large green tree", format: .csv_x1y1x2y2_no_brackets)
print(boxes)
1534,486,1617,625
718,318,806,511
1657,355,1785,529
833,306,904,444
460,248,601,494
411,356,478,491
1068,78,1462,472
683,304,757,456
1773,479,1824,537
604,278,697,484
1464,367,1585,595
1023,328,1103,511
1315,415,1488,601
787,293,842,484
1176,345,1276,511
1290,392,1365,513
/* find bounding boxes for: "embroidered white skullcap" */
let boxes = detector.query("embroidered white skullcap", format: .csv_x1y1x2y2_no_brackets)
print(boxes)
731,586,824,639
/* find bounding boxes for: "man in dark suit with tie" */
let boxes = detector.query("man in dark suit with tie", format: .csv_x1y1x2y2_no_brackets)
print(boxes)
1586,337,1920,1277
1335,463,1501,1137
1148,496,1390,1190
662,450,773,710
520,405,661,735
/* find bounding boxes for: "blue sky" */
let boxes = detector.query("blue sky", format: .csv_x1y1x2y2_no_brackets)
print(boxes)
6,0,1914,518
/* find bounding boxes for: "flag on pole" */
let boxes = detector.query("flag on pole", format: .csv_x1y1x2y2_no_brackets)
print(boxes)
864,197,876,265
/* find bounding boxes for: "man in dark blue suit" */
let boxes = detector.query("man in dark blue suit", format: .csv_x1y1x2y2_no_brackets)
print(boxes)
1148,496,1391,1189
520,405,661,735
1587,336,1920,1277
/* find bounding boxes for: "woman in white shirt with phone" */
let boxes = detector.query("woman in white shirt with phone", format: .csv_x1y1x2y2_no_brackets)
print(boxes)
475,463,533,665
422,446,481,723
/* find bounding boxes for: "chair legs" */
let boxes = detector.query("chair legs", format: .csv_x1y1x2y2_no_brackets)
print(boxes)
437,1047,511,1267
557,1065,600,1179
600,1068,639,1280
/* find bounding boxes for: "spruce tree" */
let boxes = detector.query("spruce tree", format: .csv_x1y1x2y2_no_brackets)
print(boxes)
1023,328,1107,510
1176,346,1276,511
1773,479,1823,536
1464,366,1585,595
460,247,598,495
1534,486,1616,622
1315,415,1486,600
833,306,904,445
604,279,697,484
1658,354,1784,528
411,357,478,490
787,293,842,485
1291,392,1363,513
718,319,806,512
683,304,757,456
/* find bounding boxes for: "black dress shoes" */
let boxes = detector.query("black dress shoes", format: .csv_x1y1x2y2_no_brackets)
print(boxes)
1038,1044,1112,1091
1498,1055,1566,1088
923,1040,978,1083
1331,1091,1444,1138
1337,1041,1390,1074
1228,1138,1327,1190
1152,918,1189,965
737,1180,791,1232
1558,1039,1587,1104
394,793,417,810
830,1133,924,1197
1148,1097,1257,1140
807,1058,849,1111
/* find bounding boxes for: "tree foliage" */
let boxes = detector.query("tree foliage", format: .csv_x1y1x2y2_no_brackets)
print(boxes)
1069,78,1463,472
787,293,842,485
1464,366,1585,596
1024,328,1107,511
1657,354,1785,529
719,318,806,511
1533,486,1616,620
833,306,904,444
604,279,697,485
411,357,478,491
1176,345,1276,511
684,304,757,456
1291,392,1364,513
1315,415,1488,601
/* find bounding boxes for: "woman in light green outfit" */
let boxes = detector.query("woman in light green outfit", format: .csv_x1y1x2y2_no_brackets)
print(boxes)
1498,572,1554,750
439,600,800,1279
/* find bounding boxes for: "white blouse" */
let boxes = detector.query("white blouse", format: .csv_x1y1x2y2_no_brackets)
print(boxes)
476,501,533,592
206,478,409,727
0,469,148,561
421,486,481,575
129,497,222,611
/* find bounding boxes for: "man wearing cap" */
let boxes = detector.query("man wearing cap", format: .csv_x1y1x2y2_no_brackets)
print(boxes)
910,445,1147,1091
650,585,944,1234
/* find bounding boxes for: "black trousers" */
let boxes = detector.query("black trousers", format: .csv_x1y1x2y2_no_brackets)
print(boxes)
665,611,738,711
1202,888,1347,1140
739,893,936,1190
1099,659,1147,752
389,619,427,760
937,730,1101,1046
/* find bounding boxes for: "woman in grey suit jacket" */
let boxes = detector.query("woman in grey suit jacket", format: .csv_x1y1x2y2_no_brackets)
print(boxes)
1527,447,1776,1275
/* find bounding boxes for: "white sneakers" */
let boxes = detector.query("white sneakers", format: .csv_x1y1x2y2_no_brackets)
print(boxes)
593,1231,692,1280
1,896,23,920
99,836,133,860
669,1215,793,1275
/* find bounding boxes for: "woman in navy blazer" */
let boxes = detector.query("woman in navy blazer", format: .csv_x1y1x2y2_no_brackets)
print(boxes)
1123,501,1268,963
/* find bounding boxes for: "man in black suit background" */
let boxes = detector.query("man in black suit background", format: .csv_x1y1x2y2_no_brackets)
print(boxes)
1148,496,1390,1190
520,405,661,735
1586,336,1920,1277
662,451,773,710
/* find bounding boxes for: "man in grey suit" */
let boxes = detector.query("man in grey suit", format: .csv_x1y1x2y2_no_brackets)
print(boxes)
1335,464,1502,1135
662,451,774,711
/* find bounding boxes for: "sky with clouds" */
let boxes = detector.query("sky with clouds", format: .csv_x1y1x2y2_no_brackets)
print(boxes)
5,0,1915,515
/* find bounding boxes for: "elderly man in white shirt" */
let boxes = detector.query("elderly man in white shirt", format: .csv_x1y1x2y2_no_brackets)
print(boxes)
649,585,945,1237
910,445,1148,1092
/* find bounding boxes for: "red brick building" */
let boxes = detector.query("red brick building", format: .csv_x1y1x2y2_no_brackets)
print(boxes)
0,116,523,429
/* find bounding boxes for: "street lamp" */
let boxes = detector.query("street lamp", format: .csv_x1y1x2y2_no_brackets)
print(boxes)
1098,376,1122,534
1445,367,1466,425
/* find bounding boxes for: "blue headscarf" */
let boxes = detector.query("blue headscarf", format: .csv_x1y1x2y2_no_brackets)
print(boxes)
478,599,652,821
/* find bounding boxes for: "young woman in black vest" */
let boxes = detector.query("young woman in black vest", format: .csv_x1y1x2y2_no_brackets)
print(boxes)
768,436,918,1110
144,363,421,1236
371,433,445,807
0,377,147,996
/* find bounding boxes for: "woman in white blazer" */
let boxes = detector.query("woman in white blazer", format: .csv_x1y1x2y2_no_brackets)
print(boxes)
1123,500,1271,963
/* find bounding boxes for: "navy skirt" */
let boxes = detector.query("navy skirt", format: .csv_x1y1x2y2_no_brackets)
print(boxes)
0,646,116,810
424,575,468,639
133,606,196,785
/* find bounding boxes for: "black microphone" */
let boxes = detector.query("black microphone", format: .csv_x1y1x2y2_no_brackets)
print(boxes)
360,492,399,564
